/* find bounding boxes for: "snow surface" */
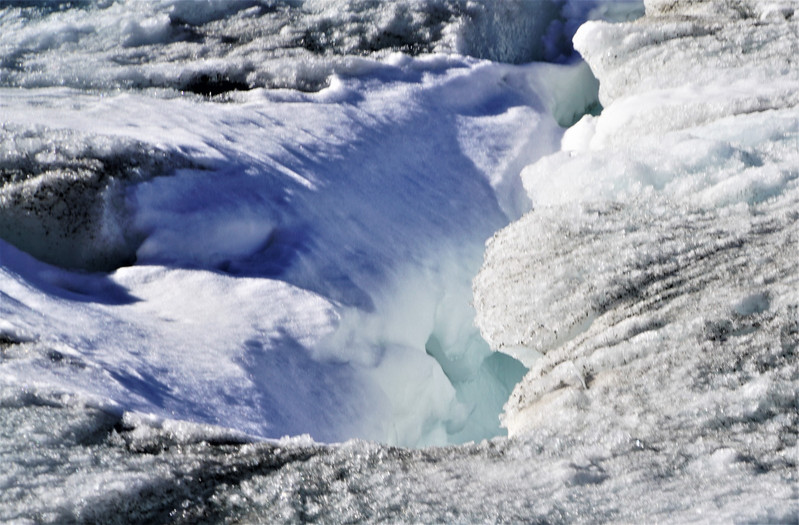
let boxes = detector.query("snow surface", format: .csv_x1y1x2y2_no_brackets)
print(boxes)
1,54,569,447
2,0,797,523
0,0,641,93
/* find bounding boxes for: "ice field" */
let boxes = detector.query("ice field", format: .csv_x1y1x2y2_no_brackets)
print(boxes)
1,0,797,522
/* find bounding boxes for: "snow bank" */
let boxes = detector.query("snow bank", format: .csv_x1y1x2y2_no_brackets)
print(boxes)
0,0,640,451
0,50,580,447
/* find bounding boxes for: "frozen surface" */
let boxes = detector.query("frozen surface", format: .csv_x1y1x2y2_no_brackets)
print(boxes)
3,0,798,522
0,0,638,449
1,380,795,523
1,54,569,447
0,0,641,93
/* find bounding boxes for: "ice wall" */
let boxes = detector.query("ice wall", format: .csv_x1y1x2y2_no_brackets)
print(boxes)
474,0,798,514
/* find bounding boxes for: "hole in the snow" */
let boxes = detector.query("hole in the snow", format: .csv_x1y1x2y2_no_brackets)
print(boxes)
532,60,603,128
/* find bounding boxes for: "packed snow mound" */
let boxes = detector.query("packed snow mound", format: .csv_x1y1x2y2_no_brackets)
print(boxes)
530,0,799,208
0,0,640,94
525,108,799,209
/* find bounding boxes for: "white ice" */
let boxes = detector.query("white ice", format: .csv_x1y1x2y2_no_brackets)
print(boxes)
0,0,643,456
474,0,798,520
0,0,641,93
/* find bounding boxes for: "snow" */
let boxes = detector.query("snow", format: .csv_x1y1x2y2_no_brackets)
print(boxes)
2,0,798,522
0,0,640,93
2,383,796,523
472,0,798,520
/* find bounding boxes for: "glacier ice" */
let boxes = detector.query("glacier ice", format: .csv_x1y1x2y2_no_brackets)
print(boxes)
0,0,635,94
0,125,197,271
2,0,798,522
1,41,576,447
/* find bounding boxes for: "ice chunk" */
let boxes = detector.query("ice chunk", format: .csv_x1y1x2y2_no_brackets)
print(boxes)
523,109,799,209
573,0,799,132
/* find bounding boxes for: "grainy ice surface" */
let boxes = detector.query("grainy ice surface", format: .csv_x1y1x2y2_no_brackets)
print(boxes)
474,0,799,521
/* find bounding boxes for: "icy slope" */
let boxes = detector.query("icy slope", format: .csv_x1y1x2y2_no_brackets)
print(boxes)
1,363,794,524
0,0,646,449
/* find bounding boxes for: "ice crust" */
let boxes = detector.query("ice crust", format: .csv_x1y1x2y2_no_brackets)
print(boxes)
0,125,197,270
